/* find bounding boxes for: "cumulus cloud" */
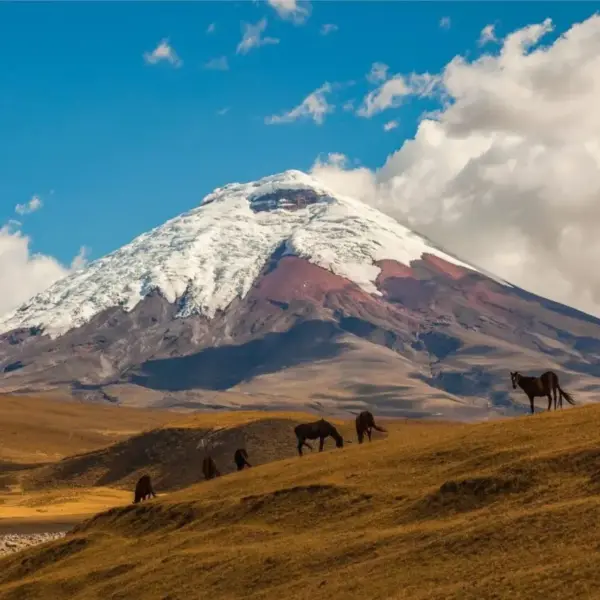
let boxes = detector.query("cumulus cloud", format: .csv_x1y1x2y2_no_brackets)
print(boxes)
236,18,280,54
478,23,498,46
320,23,338,36
383,120,399,132
267,0,311,24
439,16,451,30
265,82,334,125
204,56,229,71
15,195,43,216
311,14,600,318
0,224,88,318
143,39,182,67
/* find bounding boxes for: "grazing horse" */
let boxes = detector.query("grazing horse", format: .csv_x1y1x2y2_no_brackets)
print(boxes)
355,410,387,444
234,448,252,471
294,419,345,456
202,455,221,480
510,370,576,414
133,474,156,504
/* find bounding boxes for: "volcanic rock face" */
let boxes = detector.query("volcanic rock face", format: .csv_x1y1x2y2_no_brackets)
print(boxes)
1,170,600,418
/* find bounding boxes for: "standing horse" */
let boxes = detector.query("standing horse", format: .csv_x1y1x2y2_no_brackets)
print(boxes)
510,370,575,414
355,410,387,444
133,474,156,504
202,455,221,480
233,448,252,471
294,419,345,456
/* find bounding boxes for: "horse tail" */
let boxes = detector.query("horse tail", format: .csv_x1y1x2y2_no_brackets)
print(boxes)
558,385,576,405
372,423,387,433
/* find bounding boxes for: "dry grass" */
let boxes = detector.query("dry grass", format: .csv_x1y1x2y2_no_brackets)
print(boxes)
0,394,178,464
2,405,600,599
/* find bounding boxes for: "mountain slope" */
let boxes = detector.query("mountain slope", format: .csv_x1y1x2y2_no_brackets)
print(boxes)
1,170,599,417
4,405,600,599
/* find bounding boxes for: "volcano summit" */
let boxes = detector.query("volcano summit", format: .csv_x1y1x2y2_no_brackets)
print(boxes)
1,170,599,418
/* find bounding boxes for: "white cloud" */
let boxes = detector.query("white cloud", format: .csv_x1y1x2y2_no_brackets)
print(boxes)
0,224,88,318
357,71,440,117
265,82,334,125
357,76,411,117
267,0,311,24
383,120,399,132
440,17,451,30
217,107,230,116
311,14,600,318
366,62,389,84
207,22,216,34
15,195,43,216
204,56,229,71
320,23,338,36
143,39,182,67
71,246,90,271
236,18,280,55
478,23,498,46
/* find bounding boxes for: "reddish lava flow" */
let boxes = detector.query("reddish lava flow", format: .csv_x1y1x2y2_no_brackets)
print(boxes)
422,253,471,280
250,256,370,304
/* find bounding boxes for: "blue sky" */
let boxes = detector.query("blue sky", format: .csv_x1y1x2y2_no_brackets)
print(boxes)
1,0,599,267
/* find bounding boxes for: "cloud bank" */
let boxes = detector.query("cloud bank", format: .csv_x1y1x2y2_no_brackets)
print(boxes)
0,224,89,318
311,14,600,318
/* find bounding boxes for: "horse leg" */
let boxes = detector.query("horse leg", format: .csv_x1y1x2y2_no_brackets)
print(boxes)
367,428,372,442
319,437,325,452
357,429,364,444
297,438,304,456
546,392,553,412
528,394,535,415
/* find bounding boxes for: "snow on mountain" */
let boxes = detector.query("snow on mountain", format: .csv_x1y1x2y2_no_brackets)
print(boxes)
0,170,484,339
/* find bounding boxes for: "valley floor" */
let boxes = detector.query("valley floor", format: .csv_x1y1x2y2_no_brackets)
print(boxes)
1,402,600,599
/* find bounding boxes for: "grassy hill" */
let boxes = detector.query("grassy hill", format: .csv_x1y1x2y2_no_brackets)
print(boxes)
0,394,177,464
23,411,356,493
2,404,600,599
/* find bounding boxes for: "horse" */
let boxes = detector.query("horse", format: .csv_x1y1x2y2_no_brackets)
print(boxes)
202,455,221,480
355,410,387,444
294,419,346,456
234,448,252,471
133,474,156,504
510,370,575,414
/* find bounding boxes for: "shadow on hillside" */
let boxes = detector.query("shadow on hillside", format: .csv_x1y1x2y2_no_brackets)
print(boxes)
128,320,350,391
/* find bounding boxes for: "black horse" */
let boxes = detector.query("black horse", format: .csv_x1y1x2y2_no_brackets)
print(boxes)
510,370,575,414
234,448,252,471
133,474,156,504
294,419,345,456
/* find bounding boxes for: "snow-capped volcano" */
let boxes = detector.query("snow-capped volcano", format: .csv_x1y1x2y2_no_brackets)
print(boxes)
2,169,600,419
0,170,478,339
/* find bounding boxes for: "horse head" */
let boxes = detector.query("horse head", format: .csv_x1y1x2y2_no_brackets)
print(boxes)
510,371,520,389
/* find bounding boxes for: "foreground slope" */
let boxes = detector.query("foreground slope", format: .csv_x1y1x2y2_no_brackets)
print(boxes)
1,170,600,416
3,406,600,599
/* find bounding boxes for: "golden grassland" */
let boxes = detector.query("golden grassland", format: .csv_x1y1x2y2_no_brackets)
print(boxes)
2,403,600,599
0,394,179,463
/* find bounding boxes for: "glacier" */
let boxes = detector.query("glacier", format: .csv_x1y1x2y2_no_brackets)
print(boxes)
0,170,487,339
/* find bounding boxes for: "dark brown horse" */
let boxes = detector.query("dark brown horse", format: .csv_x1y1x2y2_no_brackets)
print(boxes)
510,370,575,414
294,419,345,456
355,410,387,444
202,456,221,480
133,474,156,504
234,448,251,471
